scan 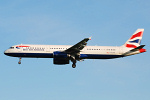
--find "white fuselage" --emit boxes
[4,44,138,59]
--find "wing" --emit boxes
[64,37,91,54]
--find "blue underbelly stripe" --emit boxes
[5,53,53,58]
[5,53,124,59]
[80,54,123,59]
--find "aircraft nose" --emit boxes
[4,50,9,55]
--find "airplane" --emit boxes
[4,29,146,68]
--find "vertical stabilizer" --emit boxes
[123,29,144,48]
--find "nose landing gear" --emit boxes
[18,58,21,64]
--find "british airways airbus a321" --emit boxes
[4,29,146,68]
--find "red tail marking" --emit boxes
[126,44,137,48]
[139,48,146,53]
[130,31,142,40]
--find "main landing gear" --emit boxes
[72,63,76,68]
[72,60,76,68]
[18,58,21,64]
[70,55,77,68]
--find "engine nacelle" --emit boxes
[53,51,70,65]
[53,51,68,58]
[53,58,69,65]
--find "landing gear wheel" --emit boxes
[72,64,76,68]
[18,58,21,64]
[18,61,21,64]
[71,58,77,68]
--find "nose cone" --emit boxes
[4,49,9,55]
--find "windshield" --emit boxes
[9,47,14,49]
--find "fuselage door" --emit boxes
[16,46,22,52]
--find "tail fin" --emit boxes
[123,29,144,48]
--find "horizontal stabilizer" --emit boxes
[123,45,145,55]
[130,45,145,52]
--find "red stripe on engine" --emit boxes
[130,31,142,40]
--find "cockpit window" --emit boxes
[9,47,14,49]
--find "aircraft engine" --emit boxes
[53,58,69,65]
[53,51,70,64]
